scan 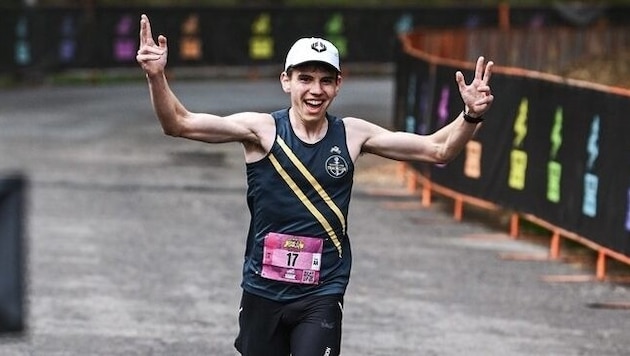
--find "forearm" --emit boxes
[146,72,188,136]
[433,112,480,162]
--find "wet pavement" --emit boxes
[1,74,629,355]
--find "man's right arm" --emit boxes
[136,14,269,147]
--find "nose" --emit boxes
[309,81,324,95]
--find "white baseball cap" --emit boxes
[284,37,341,72]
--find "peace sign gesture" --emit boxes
[136,14,168,77]
[456,56,494,118]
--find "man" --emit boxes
[136,13,493,356]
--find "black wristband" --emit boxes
[463,111,484,124]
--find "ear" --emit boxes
[334,75,342,95]
[280,72,291,93]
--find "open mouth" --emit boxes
[305,99,324,109]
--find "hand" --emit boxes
[136,14,168,77]
[456,56,494,118]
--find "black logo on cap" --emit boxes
[311,41,327,53]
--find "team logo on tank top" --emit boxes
[325,146,348,178]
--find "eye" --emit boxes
[297,75,312,83]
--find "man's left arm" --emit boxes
[355,56,494,164]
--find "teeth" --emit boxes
[306,100,322,106]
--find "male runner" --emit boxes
[136,13,493,356]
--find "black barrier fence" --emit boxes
[3,5,630,75]
[0,173,27,334]
[0,6,495,73]
[395,37,630,257]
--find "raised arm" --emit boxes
[136,14,271,150]
[348,56,494,164]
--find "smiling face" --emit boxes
[280,62,342,124]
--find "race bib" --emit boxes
[261,232,323,285]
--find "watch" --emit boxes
[463,111,484,124]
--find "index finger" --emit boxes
[139,14,154,46]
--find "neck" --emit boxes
[289,108,328,144]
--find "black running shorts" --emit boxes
[234,290,344,356]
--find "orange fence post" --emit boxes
[549,230,561,259]
[509,213,519,238]
[421,180,431,207]
[596,251,607,281]
[498,2,510,31]
[454,196,463,221]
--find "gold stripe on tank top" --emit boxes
[276,136,347,235]
[268,152,343,258]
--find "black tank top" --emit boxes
[241,108,354,301]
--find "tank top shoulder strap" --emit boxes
[270,109,290,139]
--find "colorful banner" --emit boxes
[399,52,630,256]
[4,6,630,73]
[0,6,501,72]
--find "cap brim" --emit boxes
[286,60,340,73]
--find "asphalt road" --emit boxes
[1,73,630,355]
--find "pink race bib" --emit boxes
[261,232,323,285]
